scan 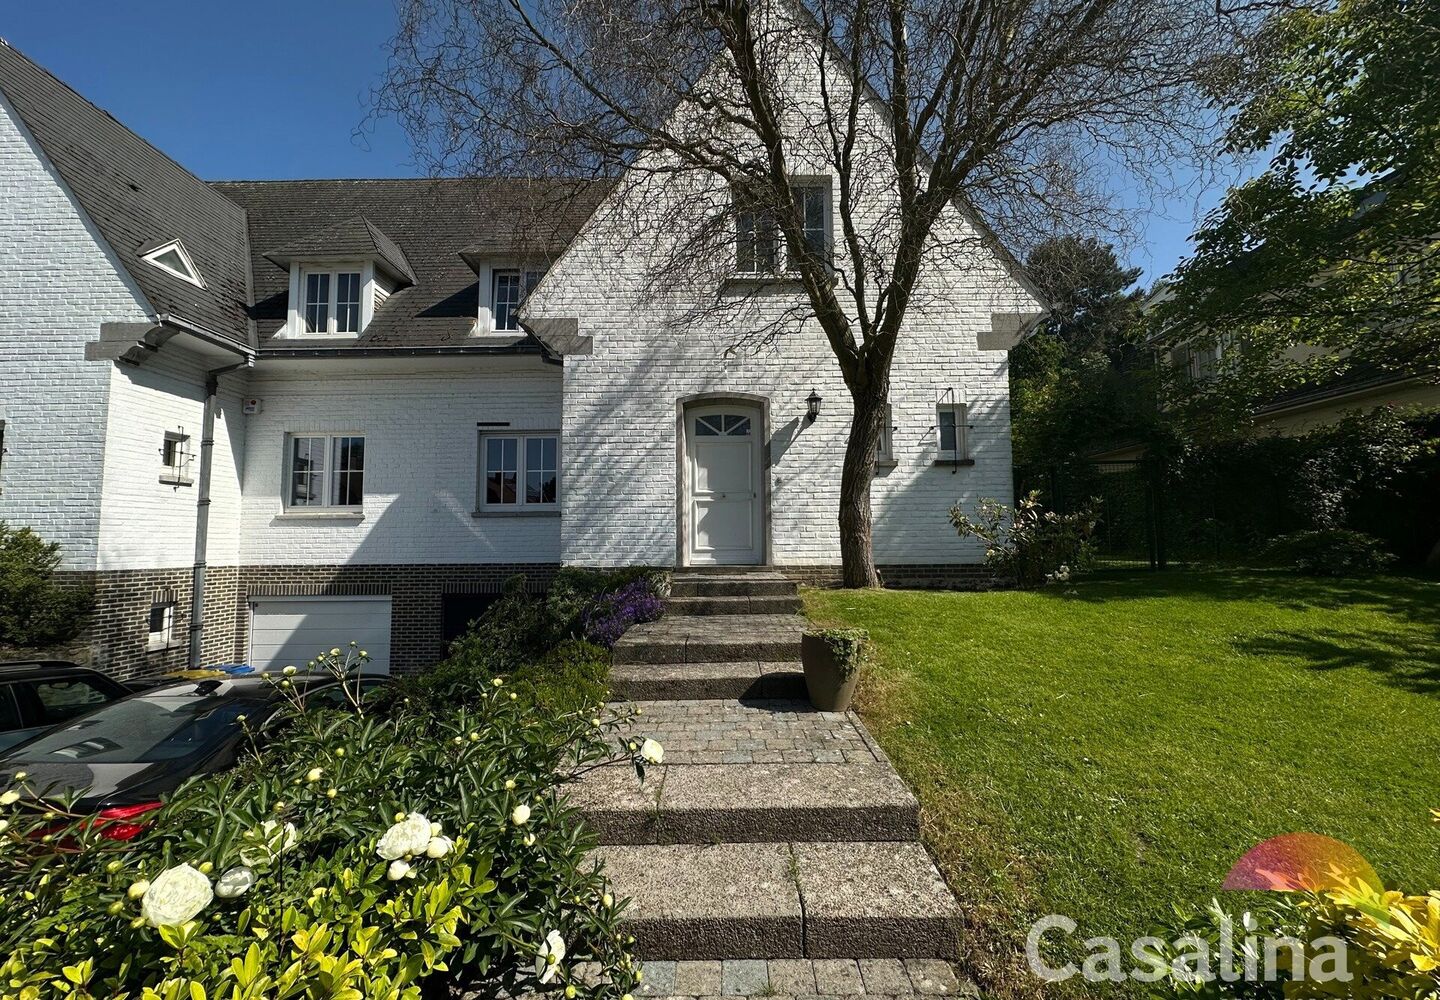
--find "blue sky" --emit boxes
[3,1,1237,284]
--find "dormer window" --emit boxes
[140,239,204,287]
[491,268,545,331]
[302,268,363,335]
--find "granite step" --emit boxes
[670,574,799,599]
[668,595,803,616]
[569,763,919,844]
[616,698,885,766]
[609,661,805,701]
[593,841,961,959]
[614,614,805,665]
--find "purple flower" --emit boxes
[582,581,663,647]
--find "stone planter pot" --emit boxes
[801,632,863,712]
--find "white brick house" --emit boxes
[0,39,1039,680]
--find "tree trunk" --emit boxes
[839,383,889,588]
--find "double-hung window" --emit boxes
[287,434,365,509]
[790,185,829,268]
[479,432,559,511]
[302,269,363,335]
[491,269,545,331]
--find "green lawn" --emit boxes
[804,570,1440,998]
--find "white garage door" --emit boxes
[249,596,392,675]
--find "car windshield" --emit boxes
[8,687,271,764]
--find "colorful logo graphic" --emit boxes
[1223,833,1381,893]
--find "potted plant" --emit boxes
[801,627,868,711]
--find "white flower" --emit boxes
[305,768,323,783]
[425,836,453,859]
[140,864,213,927]
[387,859,413,881]
[0,790,19,806]
[535,930,566,984]
[239,820,299,867]
[377,812,433,861]
[511,803,531,826]
[282,665,297,676]
[640,738,665,765]
[523,833,536,847]
[492,677,504,687]
[215,866,256,898]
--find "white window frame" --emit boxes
[487,267,546,332]
[298,267,365,336]
[476,430,561,513]
[284,433,366,510]
[140,239,205,287]
[160,429,194,486]
[734,180,831,275]
[937,400,971,464]
[147,601,176,651]
[875,404,896,465]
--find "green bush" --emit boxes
[949,492,1099,588]
[1262,529,1397,576]
[0,648,657,999]
[0,521,92,649]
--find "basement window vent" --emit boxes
[140,239,204,288]
[147,601,176,652]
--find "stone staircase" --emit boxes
[569,569,964,973]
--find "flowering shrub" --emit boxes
[949,491,1099,588]
[581,581,664,648]
[0,648,659,999]
[547,567,670,641]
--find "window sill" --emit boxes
[874,459,898,469]
[274,509,366,521]
[146,641,182,654]
[472,508,561,518]
[933,458,976,467]
[159,474,195,487]
[721,271,837,291]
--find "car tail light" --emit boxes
[94,802,162,841]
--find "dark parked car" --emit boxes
[0,661,130,754]
[0,673,385,829]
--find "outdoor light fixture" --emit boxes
[806,389,823,423]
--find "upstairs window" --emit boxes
[160,429,193,486]
[302,269,363,335]
[735,182,830,274]
[287,434,365,509]
[937,400,972,463]
[140,239,204,287]
[492,269,545,331]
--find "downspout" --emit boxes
[190,361,250,668]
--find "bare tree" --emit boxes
[375,0,1249,586]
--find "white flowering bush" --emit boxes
[0,648,660,999]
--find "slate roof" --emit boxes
[263,216,418,285]
[213,178,607,348]
[0,39,253,350]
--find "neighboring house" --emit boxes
[0,39,1040,680]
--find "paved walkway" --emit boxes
[567,570,973,995]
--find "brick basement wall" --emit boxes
[229,564,561,674]
[781,564,1003,590]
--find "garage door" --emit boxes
[248,596,392,674]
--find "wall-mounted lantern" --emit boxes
[806,388,823,423]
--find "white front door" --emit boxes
[686,404,763,565]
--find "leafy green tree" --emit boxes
[1154,0,1440,409]
[1010,236,1156,483]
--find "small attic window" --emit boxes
[141,239,204,287]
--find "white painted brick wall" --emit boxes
[95,354,246,570]
[528,35,1038,568]
[0,91,152,570]
[238,361,562,565]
